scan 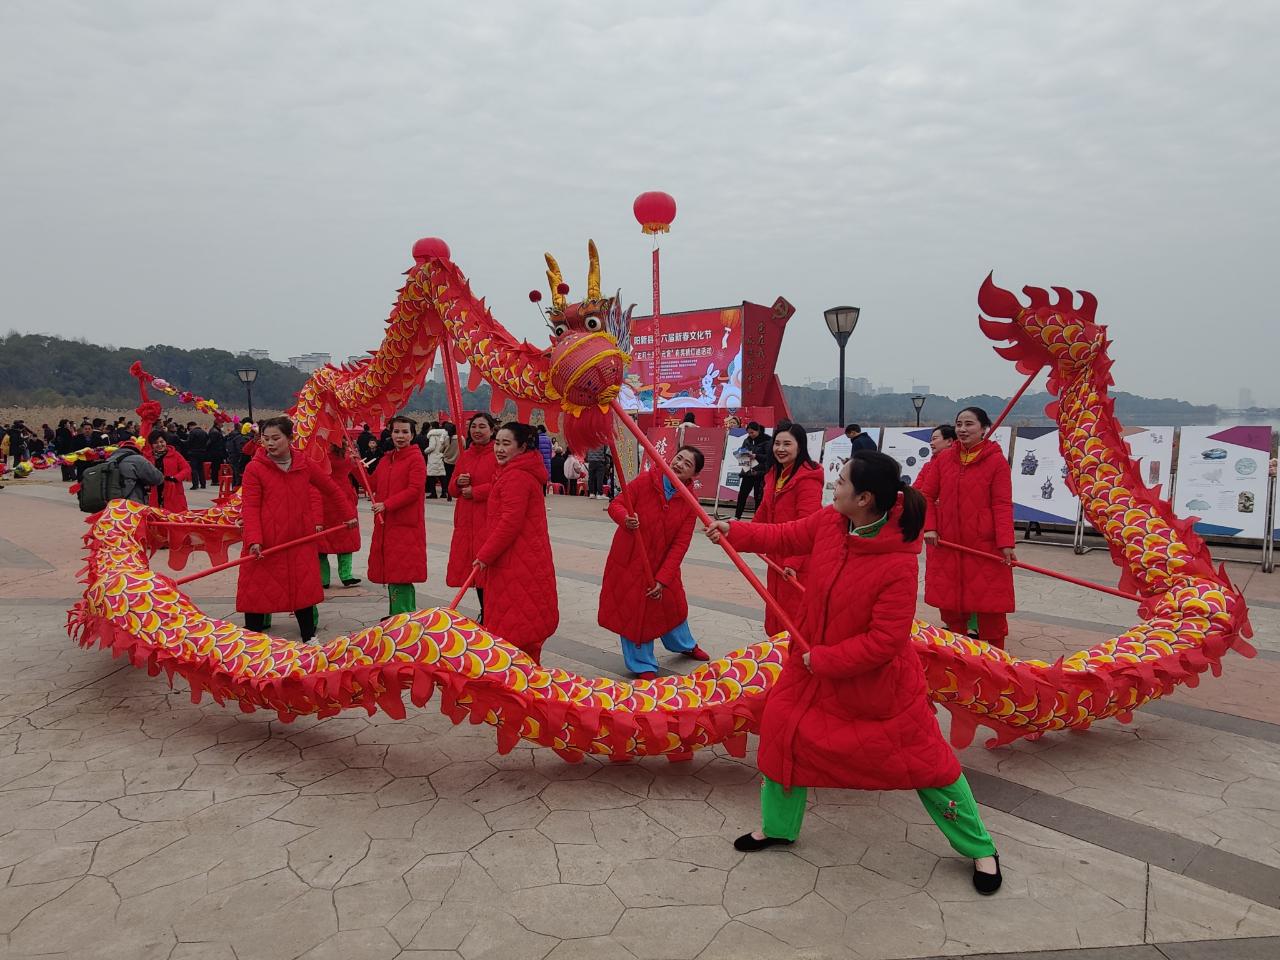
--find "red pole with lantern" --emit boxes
[633,192,676,428]
[411,237,465,425]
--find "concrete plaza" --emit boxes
[0,475,1278,960]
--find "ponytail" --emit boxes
[895,477,926,542]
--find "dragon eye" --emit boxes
[552,323,569,337]
[584,316,603,332]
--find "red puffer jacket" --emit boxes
[446,441,498,587]
[752,461,823,636]
[236,450,353,614]
[368,445,427,585]
[597,468,697,642]
[147,448,191,513]
[727,502,962,791]
[317,453,361,555]
[915,440,1015,613]
[476,450,558,661]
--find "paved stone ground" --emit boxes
[1,474,1278,960]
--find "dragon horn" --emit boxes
[587,239,601,300]
[545,252,567,310]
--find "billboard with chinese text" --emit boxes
[621,307,744,410]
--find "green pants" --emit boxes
[319,553,354,588]
[387,584,417,617]
[760,773,996,858]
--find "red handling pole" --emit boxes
[988,369,1040,435]
[937,539,1142,603]
[611,400,809,651]
[173,523,351,586]
[607,437,658,591]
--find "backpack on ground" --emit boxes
[78,449,135,513]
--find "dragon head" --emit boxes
[542,240,633,419]
[978,274,1109,392]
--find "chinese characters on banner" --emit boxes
[621,307,744,410]
[636,425,727,501]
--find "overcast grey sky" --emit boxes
[2,1,1276,406]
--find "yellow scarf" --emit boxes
[774,464,795,493]
[959,440,986,465]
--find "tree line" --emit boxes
[1,332,1219,426]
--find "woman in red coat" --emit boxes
[915,406,1016,649]
[317,444,362,589]
[236,417,357,643]
[752,423,823,637]
[369,416,427,617]
[598,445,711,680]
[146,430,191,512]
[707,451,1001,893]
[447,413,499,618]
[473,422,558,663]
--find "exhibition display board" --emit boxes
[1011,427,1079,525]
[1172,426,1274,539]
[879,428,938,485]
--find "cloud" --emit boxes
[1,0,1275,406]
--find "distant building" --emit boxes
[911,384,930,395]
[245,349,271,361]
[287,352,332,373]
[872,386,894,396]
[1238,387,1255,409]
[823,376,872,394]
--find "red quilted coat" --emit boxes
[915,440,1015,613]
[236,450,353,614]
[597,468,697,642]
[147,448,191,513]
[752,462,823,636]
[317,453,361,554]
[727,502,962,791]
[476,451,558,661]
[446,441,498,587]
[368,446,427,585]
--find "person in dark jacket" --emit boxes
[186,422,208,490]
[845,424,877,452]
[536,425,553,494]
[111,440,165,505]
[206,424,226,486]
[733,422,773,519]
[55,419,76,481]
[586,446,612,500]
[706,451,1002,894]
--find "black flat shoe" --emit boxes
[734,833,794,852]
[972,854,1001,895]
[341,578,362,587]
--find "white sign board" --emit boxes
[1011,428,1079,525]
[819,428,882,505]
[1173,426,1273,539]
[1121,426,1175,498]
[879,428,938,485]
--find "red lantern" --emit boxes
[633,192,677,235]
[411,237,451,264]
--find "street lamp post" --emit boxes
[236,367,258,423]
[911,394,927,428]
[823,306,860,428]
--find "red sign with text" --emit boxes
[622,307,744,410]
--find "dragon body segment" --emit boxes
[67,248,1254,760]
